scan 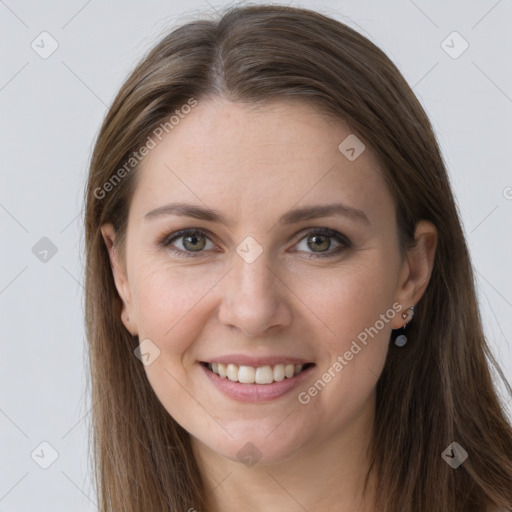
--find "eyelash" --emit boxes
[158,227,352,259]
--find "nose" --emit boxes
[218,249,292,338]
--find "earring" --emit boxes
[394,306,415,347]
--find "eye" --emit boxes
[294,227,351,258]
[159,227,351,259]
[161,229,216,258]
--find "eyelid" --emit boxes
[159,226,351,258]
[159,228,218,254]
[292,227,351,258]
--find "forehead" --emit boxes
[130,97,393,227]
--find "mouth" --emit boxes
[200,361,315,385]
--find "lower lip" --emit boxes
[199,363,315,403]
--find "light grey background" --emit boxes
[1,0,511,510]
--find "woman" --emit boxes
[83,5,512,511]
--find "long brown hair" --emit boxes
[83,5,512,511]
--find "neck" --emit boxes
[191,395,377,512]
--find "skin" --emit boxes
[101,97,437,512]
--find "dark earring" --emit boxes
[394,306,415,347]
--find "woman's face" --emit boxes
[103,97,423,465]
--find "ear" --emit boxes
[392,220,438,329]
[100,223,137,336]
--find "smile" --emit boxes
[202,362,314,384]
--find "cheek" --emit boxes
[130,263,222,426]
[303,253,398,343]
[132,261,224,356]
[132,243,398,360]
[293,253,397,405]
[128,245,399,446]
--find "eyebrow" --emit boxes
[144,201,370,226]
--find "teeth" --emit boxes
[238,366,256,383]
[255,365,274,384]
[217,363,227,378]
[226,363,238,381]
[273,364,285,382]
[206,362,306,384]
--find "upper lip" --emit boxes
[200,355,314,367]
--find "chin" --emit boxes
[197,424,309,467]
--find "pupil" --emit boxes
[184,234,204,251]
[309,234,329,252]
